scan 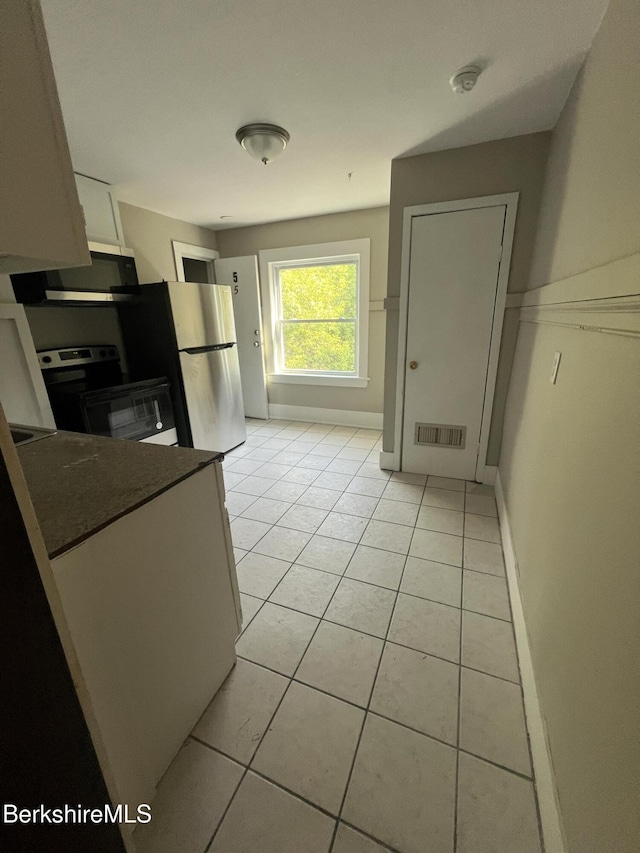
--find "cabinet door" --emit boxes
[0,304,55,427]
[75,174,125,247]
[0,0,89,274]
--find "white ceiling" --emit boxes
[41,0,608,230]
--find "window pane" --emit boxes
[282,321,356,372]
[279,264,357,320]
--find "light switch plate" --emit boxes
[550,351,562,384]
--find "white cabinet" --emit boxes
[0,0,89,274]
[75,174,126,247]
[52,463,240,814]
[0,304,55,427]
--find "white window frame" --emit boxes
[259,239,370,388]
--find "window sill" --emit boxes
[267,373,370,388]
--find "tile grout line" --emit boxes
[326,491,417,853]
[453,513,466,853]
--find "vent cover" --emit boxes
[414,423,467,449]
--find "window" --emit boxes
[259,239,370,387]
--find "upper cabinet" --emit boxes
[0,0,90,275]
[75,174,125,248]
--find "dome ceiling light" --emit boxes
[236,123,290,165]
[449,65,481,94]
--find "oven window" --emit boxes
[82,385,174,441]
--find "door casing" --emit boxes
[391,193,518,483]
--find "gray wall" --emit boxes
[499,0,640,850]
[216,207,388,415]
[382,132,551,463]
[118,202,219,283]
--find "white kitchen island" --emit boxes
[18,431,240,848]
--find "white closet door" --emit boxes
[402,205,505,479]
[214,256,269,420]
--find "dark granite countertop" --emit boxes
[18,431,223,558]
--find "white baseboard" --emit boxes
[268,404,383,430]
[495,471,567,853]
[378,450,399,471]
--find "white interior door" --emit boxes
[401,205,506,479]
[214,256,269,420]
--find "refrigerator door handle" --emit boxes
[182,343,234,355]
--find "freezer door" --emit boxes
[179,346,247,452]
[168,281,237,349]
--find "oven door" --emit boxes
[80,380,175,442]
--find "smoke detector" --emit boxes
[450,65,481,94]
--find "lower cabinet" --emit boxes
[52,462,240,844]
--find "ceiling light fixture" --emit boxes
[449,65,481,94]
[236,123,290,165]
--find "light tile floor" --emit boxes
[135,419,543,853]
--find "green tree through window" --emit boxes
[276,262,358,372]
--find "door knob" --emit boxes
[409,361,418,370]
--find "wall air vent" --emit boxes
[414,423,466,449]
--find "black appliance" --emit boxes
[39,345,176,444]
[11,247,139,304]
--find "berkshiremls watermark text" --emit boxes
[3,803,152,825]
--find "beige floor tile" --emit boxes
[252,682,364,814]
[372,498,419,527]
[133,741,242,853]
[463,538,505,575]
[278,503,328,533]
[317,511,369,543]
[426,475,466,491]
[296,535,357,574]
[421,487,465,511]
[209,771,334,853]
[254,462,293,480]
[465,482,495,495]
[298,454,331,471]
[192,659,288,764]
[346,476,386,498]
[236,552,291,599]
[240,496,290,524]
[389,593,461,662]
[226,457,265,475]
[464,492,498,517]
[343,714,456,853]
[462,611,519,682]
[357,462,392,481]
[281,466,321,485]
[462,571,511,620]
[325,577,396,638]
[400,556,462,607]
[381,481,424,504]
[252,526,312,562]
[337,446,369,462]
[333,823,390,852]
[416,505,464,536]
[410,528,463,567]
[360,519,413,554]
[232,475,277,497]
[371,643,459,744]
[296,621,383,707]
[310,443,341,458]
[262,480,308,503]
[314,471,354,491]
[230,516,272,550]
[457,753,542,853]
[239,593,263,630]
[297,486,341,510]
[327,458,363,475]
[459,668,531,776]
[345,545,406,590]
[225,491,258,515]
[269,564,340,617]
[233,546,248,564]
[333,492,380,518]
[464,512,501,543]
[236,602,318,676]
[390,471,428,486]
